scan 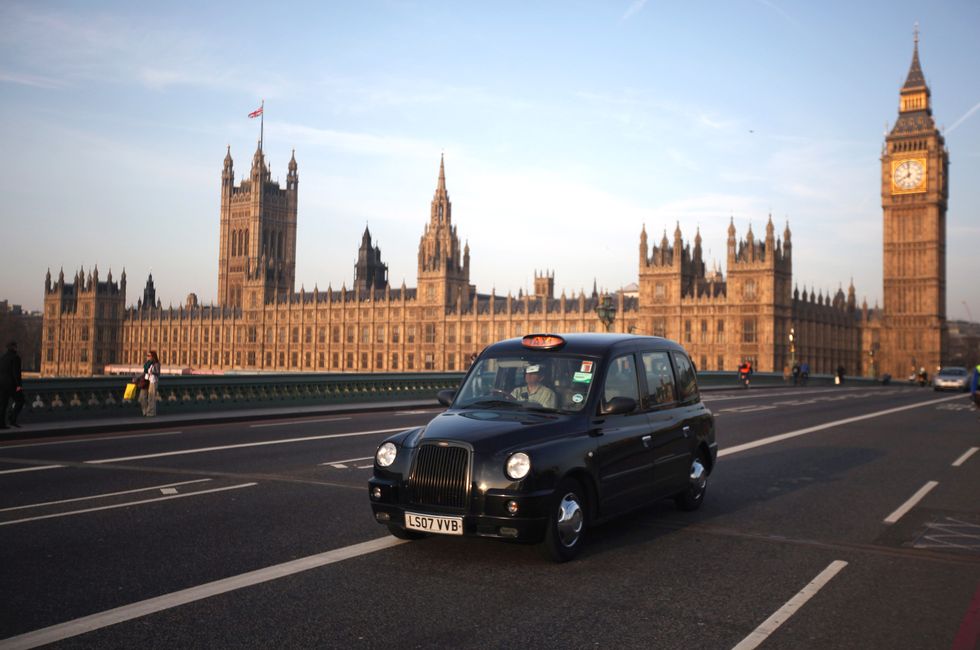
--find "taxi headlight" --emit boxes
[506,452,531,480]
[376,442,397,467]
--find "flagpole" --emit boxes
[260,99,264,153]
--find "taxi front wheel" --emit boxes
[675,453,709,511]
[541,478,588,562]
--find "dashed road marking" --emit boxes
[953,447,979,467]
[0,479,212,513]
[732,560,848,650]
[0,483,257,527]
[883,481,939,524]
[319,456,373,469]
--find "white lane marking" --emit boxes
[160,488,178,495]
[0,483,257,527]
[0,536,406,649]
[0,465,65,475]
[355,464,374,469]
[719,394,965,458]
[884,481,939,524]
[0,431,183,450]
[704,387,873,403]
[0,479,212,512]
[319,456,373,467]
[83,427,408,465]
[717,405,778,414]
[395,410,438,415]
[250,417,351,428]
[732,560,848,650]
[952,447,979,467]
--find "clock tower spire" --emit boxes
[879,28,948,378]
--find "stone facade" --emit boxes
[39,39,945,379]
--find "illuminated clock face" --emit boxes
[893,159,925,190]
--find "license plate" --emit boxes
[404,512,464,535]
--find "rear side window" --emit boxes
[671,351,699,402]
[602,354,640,404]
[641,351,676,407]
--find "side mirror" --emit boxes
[600,396,637,416]
[437,389,456,407]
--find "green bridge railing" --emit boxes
[14,371,883,424]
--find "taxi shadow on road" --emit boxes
[388,444,885,564]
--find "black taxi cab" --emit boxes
[368,333,717,561]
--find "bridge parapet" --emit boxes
[15,371,881,424]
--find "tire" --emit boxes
[540,478,588,563]
[675,453,709,512]
[387,524,428,540]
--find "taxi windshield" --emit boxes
[454,353,599,413]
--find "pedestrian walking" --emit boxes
[800,361,810,386]
[139,350,161,417]
[792,361,801,385]
[970,363,980,411]
[0,341,24,428]
[835,364,846,386]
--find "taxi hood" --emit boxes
[413,408,577,453]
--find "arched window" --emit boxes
[231,230,238,256]
[244,229,249,256]
[277,232,284,258]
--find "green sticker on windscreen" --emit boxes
[573,372,592,383]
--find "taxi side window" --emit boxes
[671,351,699,402]
[603,354,640,404]
[641,351,676,407]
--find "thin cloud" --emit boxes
[622,0,649,20]
[754,0,800,27]
[0,71,66,89]
[947,100,980,134]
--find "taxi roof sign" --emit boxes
[521,334,566,350]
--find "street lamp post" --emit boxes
[789,326,796,369]
[595,295,616,333]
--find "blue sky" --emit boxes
[1,0,978,319]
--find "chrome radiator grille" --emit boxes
[408,444,470,509]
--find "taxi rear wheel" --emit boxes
[387,524,428,540]
[541,478,587,563]
[675,453,708,511]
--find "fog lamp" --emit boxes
[506,500,519,515]
[375,512,390,522]
[499,527,519,538]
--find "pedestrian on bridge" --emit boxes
[970,363,979,411]
[0,341,23,428]
[140,350,161,417]
[800,361,810,386]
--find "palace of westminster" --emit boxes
[40,38,948,380]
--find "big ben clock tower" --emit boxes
[880,29,948,379]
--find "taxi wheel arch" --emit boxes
[541,476,589,563]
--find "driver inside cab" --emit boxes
[510,364,557,409]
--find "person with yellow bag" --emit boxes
[139,350,161,416]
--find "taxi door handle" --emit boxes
[682,426,691,438]
[642,435,652,447]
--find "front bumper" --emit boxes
[934,380,967,391]
[369,476,551,542]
